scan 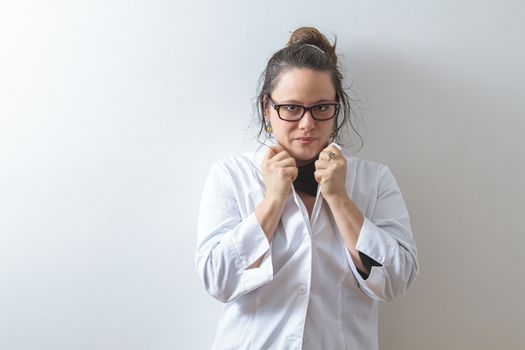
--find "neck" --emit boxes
[293,153,320,196]
[295,142,330,166]
[296,157,318,167]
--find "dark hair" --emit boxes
[254,26,362,149]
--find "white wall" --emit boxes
[1,1,524,349]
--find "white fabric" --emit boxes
[195,142,419,350]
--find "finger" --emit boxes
[314,169,324,183]
[320,147,342,161]
[315,159,330,170]
[269,145,285,155]
[263,145,284,163]
[278,166,298,182]
[319,152,332,161]
[289,166,298,182]
[271,150,294,162]
[324,144,342,153]
[275,157,297,168]
[264,146,278,161]
[318,148,331,161]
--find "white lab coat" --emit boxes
[195,142,419,350]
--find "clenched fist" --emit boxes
[314,145,347,201]
[261,145,298,201]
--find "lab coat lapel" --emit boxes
[252,141,307,242]
[251,140,344,240]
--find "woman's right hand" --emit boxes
[261,145,298,201]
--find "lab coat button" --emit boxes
[298,285,307,295]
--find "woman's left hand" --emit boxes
[314,146,347,201]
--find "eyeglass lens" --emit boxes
[278,104,336,120]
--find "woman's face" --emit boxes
[265,68,336,166]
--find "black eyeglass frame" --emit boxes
[267,95,340,122]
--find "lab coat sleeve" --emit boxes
[345,165,420,302]
[195,161,274,303]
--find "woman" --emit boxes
[196,27,419,349]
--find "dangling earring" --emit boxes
[266,122,274,138]
[264,115,273,137]
[330,131,335,141]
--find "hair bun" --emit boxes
[286,26,337,63]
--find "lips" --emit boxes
[296,137,316,141]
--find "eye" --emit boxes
[314,104,329,112]
[284,105,300,112]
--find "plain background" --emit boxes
[1,1,524,349]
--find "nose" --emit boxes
[298,109,315,130]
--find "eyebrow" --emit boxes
[277,98,336,104]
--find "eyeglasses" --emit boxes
[268,95,340,122]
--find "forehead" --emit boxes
[272,68,336,103]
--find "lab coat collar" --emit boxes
[252,139,342,173]
[252,139,342,226]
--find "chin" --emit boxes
[279,138,327,161]
[290,145,323,164]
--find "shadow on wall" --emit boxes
[347,48,525,349]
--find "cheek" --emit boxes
[272,120,294,136]
[318,122,333,137]
[326,121,336,134]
